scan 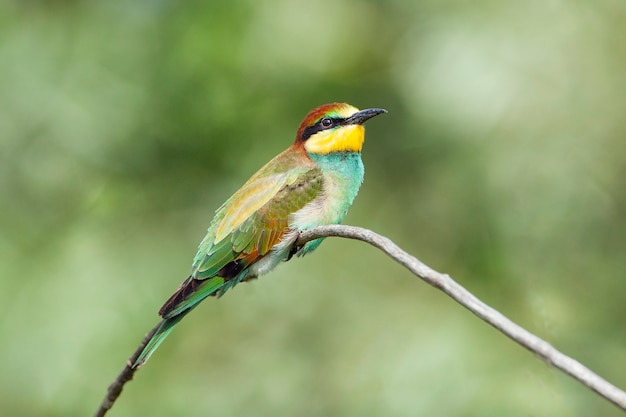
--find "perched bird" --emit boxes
[133,102,387,368]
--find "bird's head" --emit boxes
[294,103,387,155]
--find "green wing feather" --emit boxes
[133,161,324,368]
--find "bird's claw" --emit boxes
[287,243,303,261]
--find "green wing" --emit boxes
[158,167,323,319]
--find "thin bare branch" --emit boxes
[94,321,162,417]
[295,225,626,411]
[95,225,626,416]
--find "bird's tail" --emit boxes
[132,276,229,368]
[132,312,190,368]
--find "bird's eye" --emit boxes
[321,117,334,128]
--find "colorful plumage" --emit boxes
[133,102,387,368]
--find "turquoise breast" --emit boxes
[293,152,365,254]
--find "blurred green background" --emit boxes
[2,0,625,416]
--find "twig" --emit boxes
[296,225,626,411]
[94,225,626,416]
[94,321,162,417]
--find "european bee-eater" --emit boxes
[133,102,387,367]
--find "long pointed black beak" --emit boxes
[346,108,388,125]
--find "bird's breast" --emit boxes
[290,152,365,231]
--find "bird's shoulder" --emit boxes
[213,147,320,241]
[191,147,323,278]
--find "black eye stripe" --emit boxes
[301,117,344,140]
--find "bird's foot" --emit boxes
[287,243,303,261]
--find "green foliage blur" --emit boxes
[2,1,625,416]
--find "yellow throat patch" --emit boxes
[304,124,365,154]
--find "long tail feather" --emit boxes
[132,313,189,368]
[132,276,230,368]
[160,276,226,318]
